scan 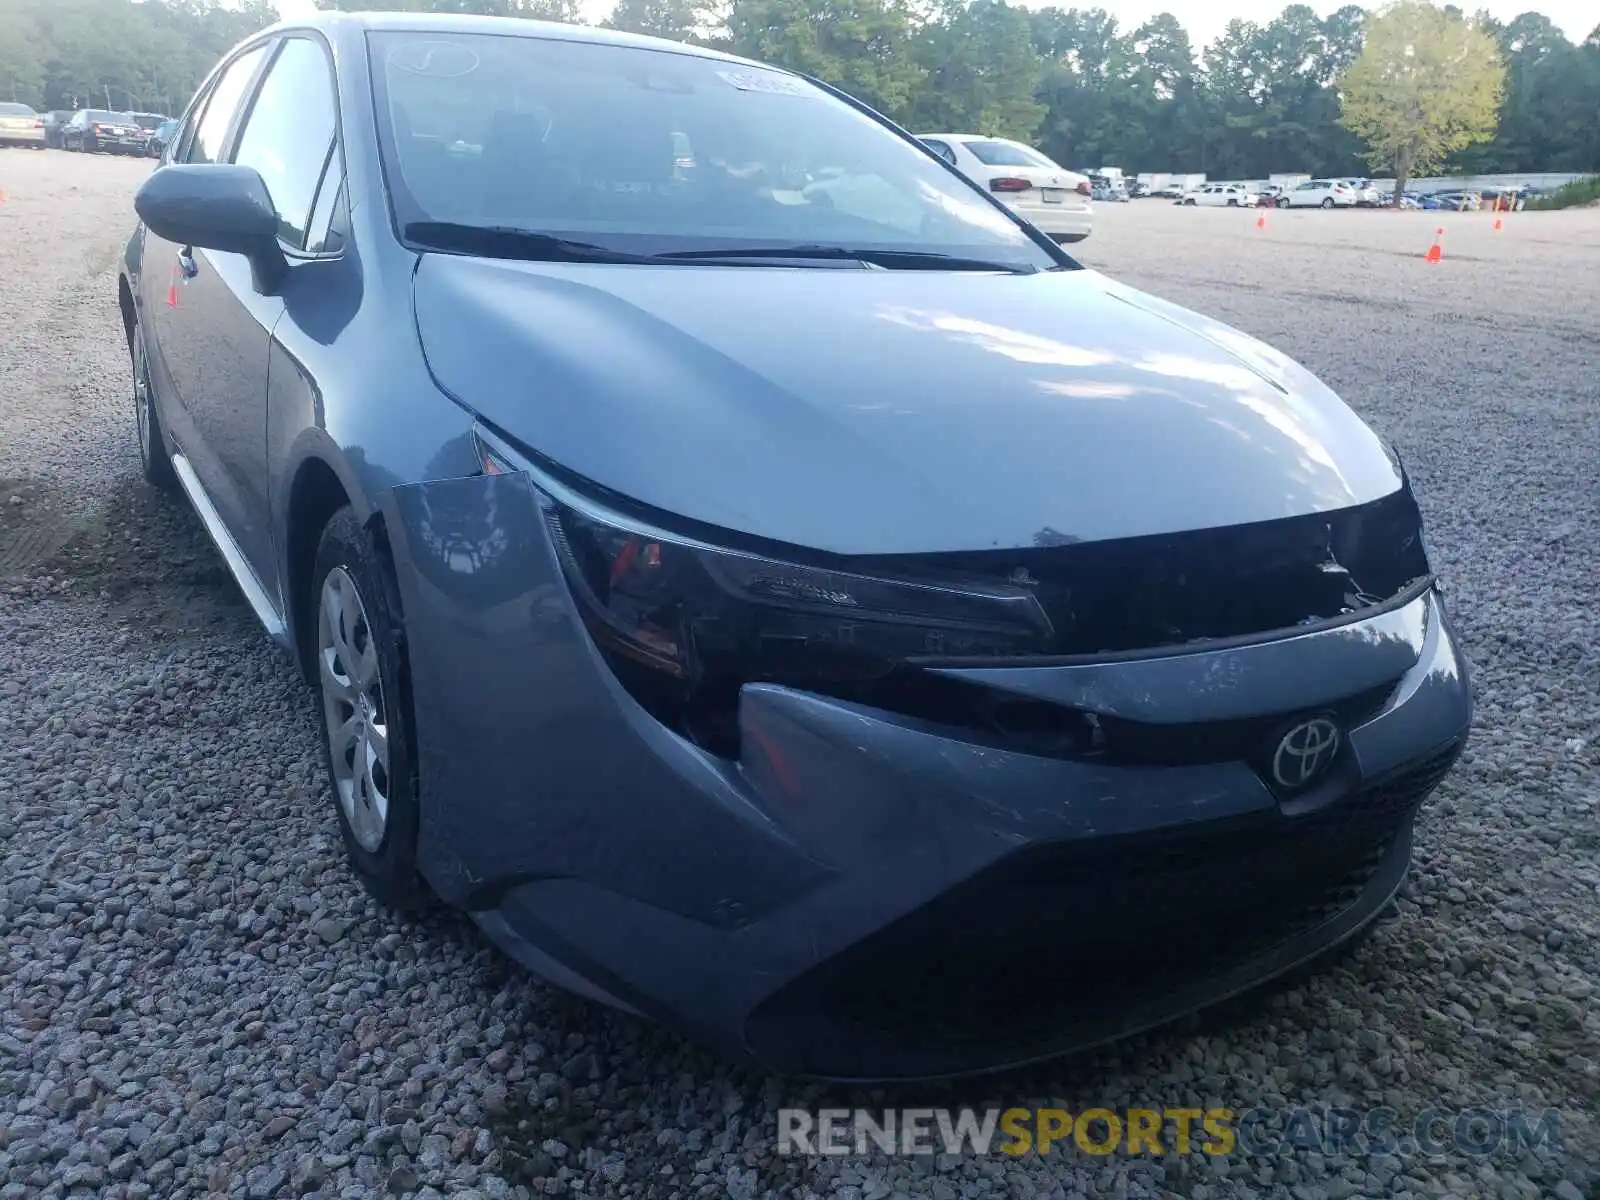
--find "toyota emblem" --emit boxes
[1271,717,1341,789]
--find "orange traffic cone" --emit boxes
[166,266,180,307]
[0,188,8,204]
[1492,215,1503,232]
[1255,212,1268,231]
[1424,227,1444,262]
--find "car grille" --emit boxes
[817,670,1399,772]
[746,742,1460,1071]
[901,483,1431,660]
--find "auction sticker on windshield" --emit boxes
[716,69,814,96]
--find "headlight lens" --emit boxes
[478,429,1051,746]
[546,499,1053,683]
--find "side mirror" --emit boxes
[134,164,287,294]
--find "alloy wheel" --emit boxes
[132,329,152,467]
[318,566,391,852]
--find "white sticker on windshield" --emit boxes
[716,69,813,97]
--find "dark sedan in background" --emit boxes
[144,118,179,159]
[65,108,147,154]
[121,11,1471,1079]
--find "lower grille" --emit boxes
[748,743,1461,1071]
[1345,743,1462,816]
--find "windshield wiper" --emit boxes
[404,225,1041,274]
[403,222,656,264]
[653,245,1039,274]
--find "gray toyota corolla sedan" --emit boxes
[120,12,1471,1079]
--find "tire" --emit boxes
[1227,199,1238,207]
[1053,233,1088,244]
[131,319,178,492]
[1321,197,1334,209]
[311,506,426,909]
[1277,197,1290,209]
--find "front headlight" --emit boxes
[546,500,1052,677]
[477,429,1052,747]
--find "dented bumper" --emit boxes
[385,470,1471,1080]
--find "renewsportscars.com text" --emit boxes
[777,1106,1563,1159]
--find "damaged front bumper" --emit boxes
[384,470,1472,1080]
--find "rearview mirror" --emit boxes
[134,164,287,294]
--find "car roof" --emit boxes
[270,10,763,70]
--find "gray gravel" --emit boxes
[2,149,1597,1200]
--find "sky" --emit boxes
[271,1,1597,47]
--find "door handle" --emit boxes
[177,247,199,278]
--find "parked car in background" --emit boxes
[1423,191,1481,212]
[41,111,72,148]
[1282,179,1357,208]
[1480,186,1532,212]
[65,109,148,154]
[42,110,74,148]
[1181,182,1259,207]
[918,133,1093,242]
[0,102,47,149]
[121,10,1469,1080]
[1341,180,1382,207]
[1089,175,1128,202]
[130,112,172,141]
[146,118,180,158]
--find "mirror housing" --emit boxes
[135,164,287,294]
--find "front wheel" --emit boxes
[1227,199,1238,207]
[312,507,426,909]
[1321,197,1335,209]
[131,321,178,492]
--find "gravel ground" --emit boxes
[1,148,1596,1200]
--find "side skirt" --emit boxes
[169,451,291,650]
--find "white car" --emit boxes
[1180,183,1260,208]
[917,134,1092,243]
[1282,179,1359,208]
[1340,180,1382,207]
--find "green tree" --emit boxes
[1029,7,1139,170]
[1462,11,1600,173]
[1339,0,1504,201]
[907,0,1043,141]
[725,0,926,121]
[604,0,715,43]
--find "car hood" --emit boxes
[414,256,1401,555]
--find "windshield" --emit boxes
[131,113,166,130]
[962,139,1058,170]
[87,110,124,122]
[369,32,1058,270]
[0,103,36,117]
